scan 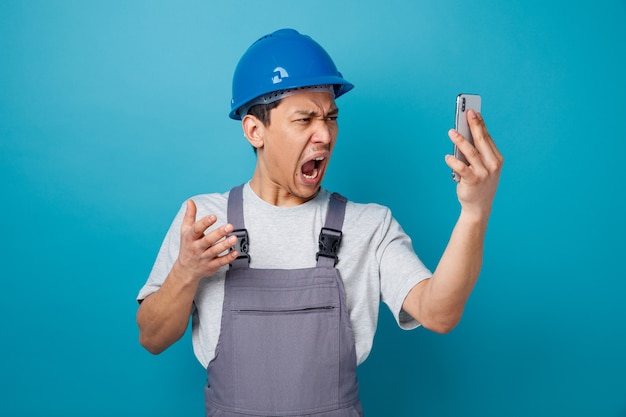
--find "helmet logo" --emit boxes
[272,67,289,84]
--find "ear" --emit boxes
[242,115,264,150]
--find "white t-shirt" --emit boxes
[138,183,432,368]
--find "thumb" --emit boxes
[182,199,197,229]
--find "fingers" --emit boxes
[180,199,237,253]
[200,223,237,257]
[446,151,469,178]
[448,128,478,173]
[194,223,239,275]
[467,110,503,167]
[206,247,240,270]
[182,199,222,239]
[177,202,239,280]
[448,110,503,181]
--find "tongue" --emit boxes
[301,160,316,176]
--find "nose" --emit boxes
[311,120,334,145]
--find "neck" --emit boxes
[248,174,319,207]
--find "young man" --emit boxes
[137,28,503,417]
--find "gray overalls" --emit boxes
[204,185,363,417]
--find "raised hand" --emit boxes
[174,199,239,282]
[446,109,503,221]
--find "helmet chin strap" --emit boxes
[238,85,335,119]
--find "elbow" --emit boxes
[425,319,458,334]
[420,312,463,334]
[139,334,168,355]
[405,278,467,335]
[138,323,184,354]
[137,304,175,355]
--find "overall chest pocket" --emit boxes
[230,294,342,413]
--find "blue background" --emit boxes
[2,1,625,416]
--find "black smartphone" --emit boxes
[452,93,481,182]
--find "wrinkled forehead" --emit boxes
[277,90,338,112]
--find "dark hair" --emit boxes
[246,99,282,126]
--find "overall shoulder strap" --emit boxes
[227,184,250,269]
[316,192,347,268]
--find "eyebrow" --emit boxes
[293,107,339,117]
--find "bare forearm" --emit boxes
[407,211,488,332]
[136,262,200,354]
[431,211,486,303]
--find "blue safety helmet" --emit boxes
[229,28,354,120]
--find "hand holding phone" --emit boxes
[452,93,481,182]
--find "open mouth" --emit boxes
[301,156,325,180]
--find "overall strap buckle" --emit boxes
[316,227,342,267]
[230,228,250,266]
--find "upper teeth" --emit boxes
[315,157,324,161]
